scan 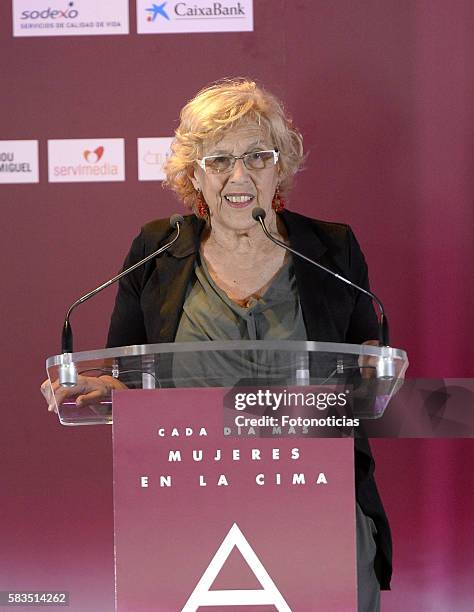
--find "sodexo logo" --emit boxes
[19,2,79,21]
[48,139,125,183]
[12,0,129,37]
[137,0,253,34]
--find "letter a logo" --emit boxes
[182,523,291,611]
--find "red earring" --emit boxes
[196,190,210,219]
[272,186,285,212]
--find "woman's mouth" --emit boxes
[224,194,255,208]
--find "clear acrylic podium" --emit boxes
[46,340,410,609]
[45,341,408,425]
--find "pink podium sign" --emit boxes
[112,389,357,611]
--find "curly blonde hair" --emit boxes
[163,78,304,210]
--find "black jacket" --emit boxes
[107,209,393,588]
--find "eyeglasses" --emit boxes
[196,149,279,174]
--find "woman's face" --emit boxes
[191,124,279,232]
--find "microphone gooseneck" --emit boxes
[60,215,184,358]
[252,207,390,347]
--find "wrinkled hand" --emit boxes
[40,375,127,413]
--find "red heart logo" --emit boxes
[83,146,104,163]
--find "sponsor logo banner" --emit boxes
[137,137,173,181]
[136,0,253,34]
[0,140,39,184]
[48,138,125,183]
[12,0,129,37]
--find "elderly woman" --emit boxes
[43,78,390,611]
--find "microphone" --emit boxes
[252,207,391,352]
[169,214,184,229]
[59,215,184,386]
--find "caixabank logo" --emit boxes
[136,0,253,34]
[12,0,129,37]
[48,139,125,183]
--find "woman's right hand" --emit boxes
[40,375,128,413]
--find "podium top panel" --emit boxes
[45,341,408,426]
[46,340,407,367]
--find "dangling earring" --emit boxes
[272,186,285,212]
[195,190,210,219]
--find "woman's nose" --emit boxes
[228,158,250,181]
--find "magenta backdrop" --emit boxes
[1,2,472,611]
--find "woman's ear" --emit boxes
[189,165,201,192]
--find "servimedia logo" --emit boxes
[48,139,125,183]
[137,0,253,34]
[83,146,104,163]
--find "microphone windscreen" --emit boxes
[170,214,185,229]
[252,207,266,221]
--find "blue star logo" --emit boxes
[146,2,170,22]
